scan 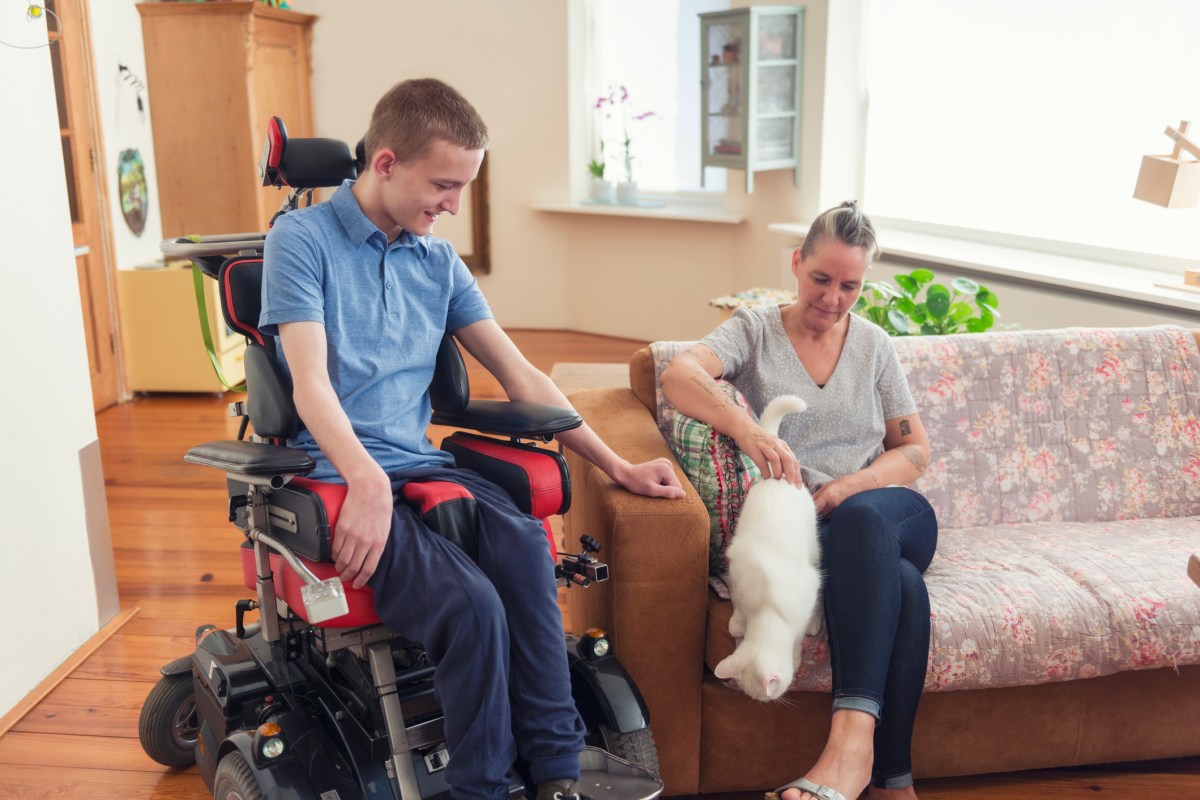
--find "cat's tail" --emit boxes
[758,395,807,436]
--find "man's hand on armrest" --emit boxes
[611,457,687,498]
[453,320,686,500]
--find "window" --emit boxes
[863,0,1200,270]
[585,0,729,193]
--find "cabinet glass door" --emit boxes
[753,14,799,162]
[705,18,747,160]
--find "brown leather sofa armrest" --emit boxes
[562,386,711,794]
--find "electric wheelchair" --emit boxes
[138,118,662,800]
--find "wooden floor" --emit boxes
[1,329,1197,799]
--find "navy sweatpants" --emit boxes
[366,466,585,800]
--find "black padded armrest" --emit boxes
[431,400,583,439]
[185,440,315,477]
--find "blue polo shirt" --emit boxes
[259,179,493,480]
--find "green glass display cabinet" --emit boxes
[700,5,804,193]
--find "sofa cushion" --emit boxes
[650,327,1200,530]
[896,326,1200,528]
[669,383,762,577]
[707,515,1200,692]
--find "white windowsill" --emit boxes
[767,223,1200,315]
[534,200,745,225]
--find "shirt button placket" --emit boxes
[381,248,396,316]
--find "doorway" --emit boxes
[48,0,122,411]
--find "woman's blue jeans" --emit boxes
[819,487,938,790]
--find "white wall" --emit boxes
[289,0,574,330]
[283,0,816,340]
[0,35,105,717]
[88,0,164,269]
[167,0,1199,344]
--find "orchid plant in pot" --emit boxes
[591,85,656,205]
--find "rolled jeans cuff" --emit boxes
[831,694,881,720]
[528,752,581,787]
[873,771,914,790]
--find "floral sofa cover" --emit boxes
[652,325,1200,694]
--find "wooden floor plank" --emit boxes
[0,731,180,772]
[0,762,202,798]
[10,677,155,737]
[2,329,1197,799]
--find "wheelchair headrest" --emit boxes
[259,116,357,190]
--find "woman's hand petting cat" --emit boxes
[733,421,802,485]
[811,471,875,517]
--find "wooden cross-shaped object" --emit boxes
[1134,120,1200,208]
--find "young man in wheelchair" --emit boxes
[259,78,684,800]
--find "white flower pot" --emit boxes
[590,178,616,204]
[617,181,639,206]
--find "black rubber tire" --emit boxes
[598,724,660,777]
[138,671,199,767]
[213,751,266,800]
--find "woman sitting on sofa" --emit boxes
[660,201,938,800]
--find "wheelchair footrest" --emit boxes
[576,747,663,800]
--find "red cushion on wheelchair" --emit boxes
[239,543,381,628]
[291,476,348,534]
[442,433,568,519]
[400,480,473,513]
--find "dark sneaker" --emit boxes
[537,779,580,800]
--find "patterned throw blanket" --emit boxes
[652,326,1200,692]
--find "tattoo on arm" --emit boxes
[898,443,928,473]
[688,374,737,410]
[899,418,912,436]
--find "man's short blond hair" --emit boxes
[363,78,489,164]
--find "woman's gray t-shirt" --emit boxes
[701,306,916,489]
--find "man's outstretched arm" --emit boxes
[453,319,685,499]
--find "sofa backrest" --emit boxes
[637,326,1200,529]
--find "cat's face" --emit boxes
[714,648,793,702]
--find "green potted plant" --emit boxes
[587,137,615,204]
[853,268,1000,335]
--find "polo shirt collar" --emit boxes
[331,179,430,256]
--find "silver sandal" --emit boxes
[766,777,848,800]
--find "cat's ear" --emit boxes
[763,674,781,697]
[714,654,739,680]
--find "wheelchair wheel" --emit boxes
[213,751,265,800]
[138,671,199,767]
[595,724,660,776]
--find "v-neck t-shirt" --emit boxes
[700,305,916,489]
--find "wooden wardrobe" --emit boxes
[138,1,318,237]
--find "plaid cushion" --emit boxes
[669,381,762,575]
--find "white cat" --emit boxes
[714,395,822,702]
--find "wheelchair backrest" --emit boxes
[218,256,474,440]
[190,116,474,441]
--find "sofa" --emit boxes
[561,325,1200,796]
